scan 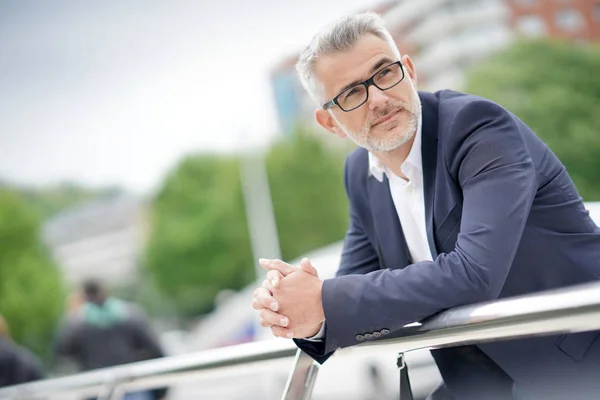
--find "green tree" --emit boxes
[144,155,255,317]
[266,130,348,261]
[0,189,66,361]
[465,39,600,200]
[144,131,350,317]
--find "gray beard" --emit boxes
[333,86,421,153]
[337,104,420,153]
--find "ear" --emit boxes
[316,109,346,138]
[401,54,417,87]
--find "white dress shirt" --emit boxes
[368,114,433,264]
[307,115,432,340]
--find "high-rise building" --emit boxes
[270,0,600,137]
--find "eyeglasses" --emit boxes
[322,61,405,112]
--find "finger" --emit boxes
[271,325,294,339]
[262,279,272,291]
[266,270,284,288]
[253,287,278,311]
[258,259,295,276]
[300,258,319,277]
[259,308,288,327]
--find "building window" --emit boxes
[516,15,547,37]
[556,9,584,31]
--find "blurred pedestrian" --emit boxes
[0,315,45,388]
[55,279,167,400]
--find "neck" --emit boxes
[372,134,415,180]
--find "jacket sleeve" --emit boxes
[294,155,381,363]
[320,100,538,354]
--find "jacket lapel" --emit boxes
[367,174,411,269]
[419,92,440,259]
[365,92,441,268]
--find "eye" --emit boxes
[344,87,360,98]
[378,67,392,78]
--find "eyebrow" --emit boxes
[335,56,395,95]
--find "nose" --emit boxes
[367,84,390,111]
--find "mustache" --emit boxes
[367,101,409,126]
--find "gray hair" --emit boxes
[296,12,400,105]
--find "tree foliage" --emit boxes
[465,39,600,200]
[266,130,348,261]
[144,131,350,317]
[0,189,66,361]
[144,155,255,317]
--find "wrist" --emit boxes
[305,321,324,338]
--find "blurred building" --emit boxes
[270,0,600,137]
[42,194,149,287]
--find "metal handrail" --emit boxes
[2,281,600,400]
[0,339,298,400]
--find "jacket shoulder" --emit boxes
[434,89,510,119]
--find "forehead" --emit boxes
[314,33,397,99]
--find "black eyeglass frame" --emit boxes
[322,61,405,112]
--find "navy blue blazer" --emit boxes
[296,90,600,399]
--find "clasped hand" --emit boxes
[252,258,325,339]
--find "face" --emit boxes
[314,34,421,153]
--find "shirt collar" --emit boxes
[369,112,423,182]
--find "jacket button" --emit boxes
[381,329,390,335]
[355,334,365,341]
[372,331,382,338]
[364,333,373,340]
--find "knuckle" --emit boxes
[271,326,283,337]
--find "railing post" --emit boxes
[281,349,320,400]
[96,378,119,400]
[97,373,128,400]
[397,353,413,400]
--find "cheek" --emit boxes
[343,110,368,132]
[389,83,414,103]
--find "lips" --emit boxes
[372,109,401,126]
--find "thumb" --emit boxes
[300,258,318,277]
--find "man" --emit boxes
[252,12,600,400]
[56,280,167,400]
[0,315,44,388]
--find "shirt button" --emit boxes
[372,332,382,338]
[381,329,390,335]
[355,334,365,341]
[364,333,373,340]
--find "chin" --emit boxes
[367,127,414,151]
[372,120,407,139]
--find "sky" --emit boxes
[0,0,383,193]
